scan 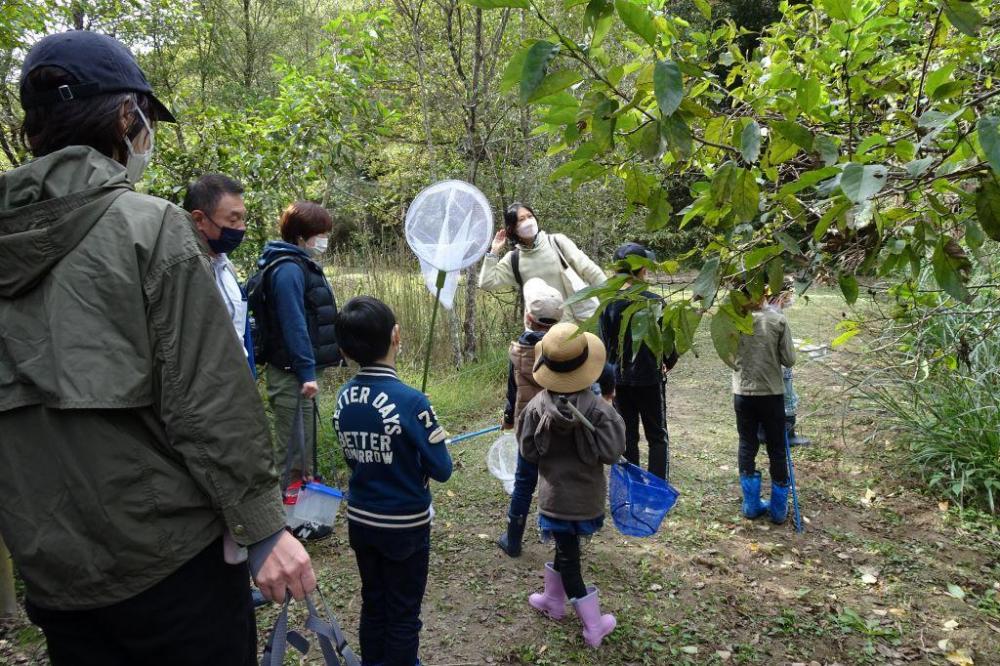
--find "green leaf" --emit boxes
[905,157,934,178]
[838,273,859,305]
[710,311,741,369]
[465,0,529,7]
[977,116,1000,174]
[815,199,851,242]
[615,0,659,47]
[965,218,986,252]
[591,97,619,150]
[775,231,801,255]
[796,77,821,114]
[693,0,711,19]
[691,256,721,309]
[672,306,703,355]
[778,166,841,196]
[740,121,761,164]
[946,584,966,600]
[587,0,615,47]
[520,41,559,104]
[932,237,972,303]
[840,163,889,203]
[654,60,683,117]
[772,120,814,150]
[528,70,584,102]
[815,134,840,166]
[767,258,785,295]
[500,43,532,93]
[732,169,760,222]
[661,114,692,160]
[549,159,588,182]
[976,178,1000,241]
[942,0,983,37]
[644,187,672,231]
[767,133,800,165]
[745,245,782,270]
[637,121,661,159]
[821,0,853,21]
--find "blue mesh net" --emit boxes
[609,462,679,537]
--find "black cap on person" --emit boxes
[19,30,176,122]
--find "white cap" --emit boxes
[523,278,564,325]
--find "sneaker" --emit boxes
[291,521,333,542]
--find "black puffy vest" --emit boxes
[267,256,341,371]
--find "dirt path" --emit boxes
[3,292,999,665]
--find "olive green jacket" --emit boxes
[732,308,797,396]
[0,147,285,610]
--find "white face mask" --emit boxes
[307,235,329,258]
[124,104,154,184]
[516,217,538,240]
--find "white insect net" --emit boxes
[404,179,494,309]
[486,432,518,495]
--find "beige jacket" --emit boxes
[479,231,605,322]
[732,309,797,395]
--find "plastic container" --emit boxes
[609,462,679,537]
[293,482,344,527]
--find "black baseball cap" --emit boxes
[613,242,656,263]
[19,30,176,123]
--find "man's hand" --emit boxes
[490,229,507,255]
[301,381,319,399]
[253,531,316,602]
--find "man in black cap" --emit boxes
[0,30,315,665]
[599,242,678,481]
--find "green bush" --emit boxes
[861,270,1000,514]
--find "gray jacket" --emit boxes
[732,309,796,395]
[518,389,625,521]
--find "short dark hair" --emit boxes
[20,66,153,159]
[503,202,536,246]
[183,174,245,215]
[335,296,397,366]
[598,363,616,397]
[279,201,333,243]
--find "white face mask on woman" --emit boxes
[516,217,538,241]
[125,103,154,183]
[307,235,329,258]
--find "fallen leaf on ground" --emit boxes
[946,649,974,665]
[947,584,966,600]
[944,619,960,631]
[681,646,698,654]
[716,650,731,660]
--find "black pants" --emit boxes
[734,394,789,484]
[26,538,255,666]
[616,382,669,480]
[552,533,587,600]
[349,520,430,666]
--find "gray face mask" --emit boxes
[124,104,154,183]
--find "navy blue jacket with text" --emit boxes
[333,364,453,529]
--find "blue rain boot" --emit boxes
[769,481,790,524]
[497,514,527,557]
[740,473,768,519]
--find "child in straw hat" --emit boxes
[517,323,626,648]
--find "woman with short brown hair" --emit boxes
[255,201,343,541]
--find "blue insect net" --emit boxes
[609,461,679,537]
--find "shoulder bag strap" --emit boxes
[549,234,570,270]
[510,247,523,286]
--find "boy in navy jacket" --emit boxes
[333,296,452,666]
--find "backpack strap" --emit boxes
[511,247,523,287]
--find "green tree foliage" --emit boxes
[484,0,998,363]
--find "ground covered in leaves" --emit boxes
[3,290,999,665]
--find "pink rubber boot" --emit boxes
[528,562,567,620]
[572,586,616,648]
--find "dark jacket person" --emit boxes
[0,30,315,666]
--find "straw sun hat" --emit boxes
[532,322,607,394]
